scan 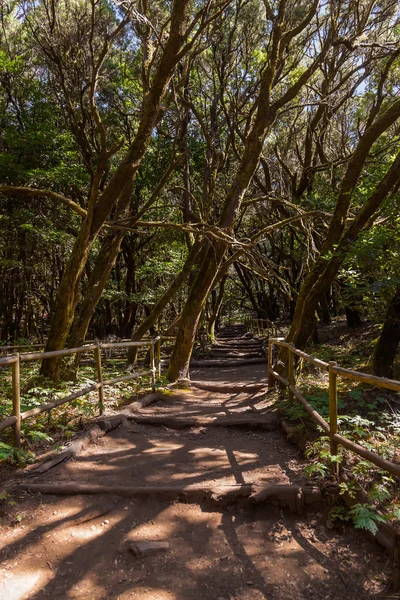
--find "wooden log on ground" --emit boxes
[214,342,262,348]
[127,414,278,431]
[190,357,266,368]
[190,381,265,394]
[120,392,160,414]
[249,484,322,511]
[208,352,264,359]
[29,415,124,475]
[20,482,320,511]
[22,482,257,500]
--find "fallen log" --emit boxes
[249,484,322,511]
[190,357,267,368]
[22,482,257,501]
[127,414,278,431]
[190,381,265,394]
[208,352,264,359]
[29,415,124,475]
[121,392,160,414]
[21,482,321,510]
[216,340,262,349]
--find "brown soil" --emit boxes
[0,326,391,599]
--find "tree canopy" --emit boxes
[0,0,399,379]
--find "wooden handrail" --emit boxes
[268,338,400,479]
[0,336,175,445]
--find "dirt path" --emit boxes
[0,326,389,599]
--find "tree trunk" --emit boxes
[68,182,138,350]
[345,306,362,328]
[319,293,331,324]
[166,6,336,380]
[40,0,191,380]
[167,244,225,380]
[40,221,94,380]
[208,275,227,343]
[373,286,400,378]
[286,148,400,352]
[127,240,202,364]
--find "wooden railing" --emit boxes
[0,338,136,356]
[246,318,278,337]
[268,338,400,478]
[0,336,172,448]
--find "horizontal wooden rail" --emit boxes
[0,355,18,366]
[269,369,289,387]
[0,415,18,432]
[100,341,152,349]
[268,338,400,479]
[21,384,101,420]
[102,370,152,387]
[289,385,330,433]
[333,433,400,478]
[290,347,329,370]
[332,365,400,393]
[0,336,172,446]
[20,345,98,362]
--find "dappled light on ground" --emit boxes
[0,328,391,599]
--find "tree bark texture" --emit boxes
[373,286,400,378]
[41,0,191,380]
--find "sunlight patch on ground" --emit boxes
[0,568,45,600]
[188,447,226,456]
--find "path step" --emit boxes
[190,357,266,367]
[208,352,263,359]
[127,413,278,430]
[22,483,322,510]
[190,381,266,393]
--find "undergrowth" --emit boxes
[277,319,400,536]
[0,353,153,467]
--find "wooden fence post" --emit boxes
[156,338,161,378]
[95,343,105,415]
[267,339,274,389]
[393,533,400,592]
[288,343,295,402]
[12,354,21,448]
[329,361,338,457]
[150,342,156,391]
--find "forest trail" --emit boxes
[0,326,389,600]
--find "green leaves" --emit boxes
[349,504,386,535]
[26,431,54,443]
[329,502,387,534]
[304,462,329,477]
[0,442,14,461]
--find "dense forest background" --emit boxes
[0,0,399,381]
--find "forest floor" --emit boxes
[0,325,392,600]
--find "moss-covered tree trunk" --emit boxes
[40,0,191,380]
[167,3,330,381]
[373,286,400,378]
[67,183,134,353]
[286,145,400,352]
[40,221,95,380]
